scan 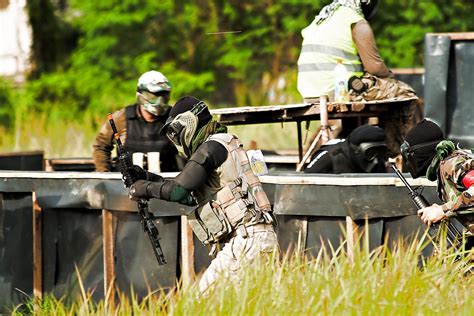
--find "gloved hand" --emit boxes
[178,195,197,206]
[129,180,151,200]
[146,172,164,182]
[127,165,147,181]
[121,165,147,187]
[129,180,164,201]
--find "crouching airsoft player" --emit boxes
[127,96,279,293]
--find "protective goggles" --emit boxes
[400,140,440,161]
[161,101,209,135]
[355,142,387,161]
[138,91,170,106]
[166,120,185,147]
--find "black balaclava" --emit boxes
[402,119,444,178]
[348,125,387,172]
[362,0,378,21]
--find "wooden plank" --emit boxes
[32,192,42,300]
[210,103,308,115]
[259,175,437,187]
[213,98,417,125]
[296,130,323,172]
[102,209,115,306]
[180,216,195,287]
[0,150,44,157]
[392,68,424,75]
[46,158,95,165]
[426,32,474,41]
[0,171,179,179]
[297,217,308,253]
[346,216,358,263]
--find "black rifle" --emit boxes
[391,164,464,251]
[108,113,167,265]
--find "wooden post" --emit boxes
[296,121,303,162]
[180,216,195,287]
[319,95,330,144]
[32,192,43,300]
[296,128,323,172]
[346,216,358,263]
[102,209,115,306]
[296,95,332,172]
[297,217,308,254]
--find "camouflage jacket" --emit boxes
[93,107,127,172]
[437,149,474,233]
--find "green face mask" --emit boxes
[138,91,169,116]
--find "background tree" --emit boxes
[1,0,473,156]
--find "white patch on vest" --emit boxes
[307,150,329,169]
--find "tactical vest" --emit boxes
[297,6,364,98]
[124,105,177,171]
[187,133,273,245]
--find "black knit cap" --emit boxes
[405,119,444,146]
[159,96,212,135]
[348,125,385,145]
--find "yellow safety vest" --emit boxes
[297,6,365,99]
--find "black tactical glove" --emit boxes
[121,164,147,186]
[129,180,164,201]
[145,172,164,182]
[129,165,147,180]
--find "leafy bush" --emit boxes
[0,78,14,128]
[3,0,474,156]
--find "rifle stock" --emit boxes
[107,113,167,265]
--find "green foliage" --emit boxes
[372,0,474,67]
[26,0,78,76]
[0,78,14,128]
[3,0,474,156]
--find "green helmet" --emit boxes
[136,71,172,116]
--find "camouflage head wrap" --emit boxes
[426,140,456,181]
[314,0,367,24]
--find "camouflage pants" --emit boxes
[350,73,422,157]
[350,73,417,102]
[198,223,279,294]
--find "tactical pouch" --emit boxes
[223,199,248,226]
[188,201,233,244]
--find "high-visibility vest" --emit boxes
[297,6,365,99]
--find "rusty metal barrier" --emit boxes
[0,171,439,309]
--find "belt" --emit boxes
[235,223,275,238]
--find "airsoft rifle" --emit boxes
[108,113,167,265]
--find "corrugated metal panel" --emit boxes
[0,193,33,308]
[424,33,474,147]
[0,172,442,309]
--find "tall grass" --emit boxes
[12,237,473,315]
[2,114,98,158]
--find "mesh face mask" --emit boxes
[350,141,387,172]
[166,111,198,158]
